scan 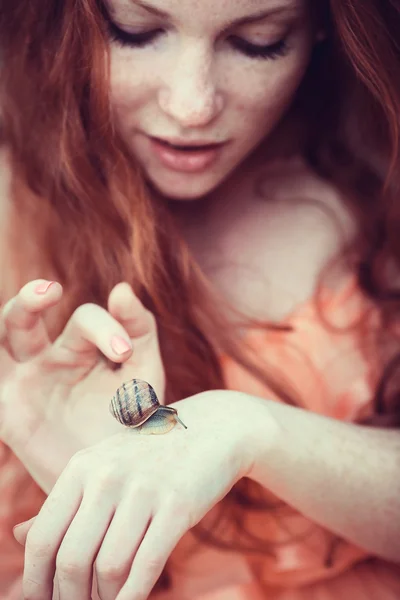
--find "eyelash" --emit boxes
[107,23,289,61]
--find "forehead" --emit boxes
[108,0,304,25]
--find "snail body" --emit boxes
[110,379,187,435]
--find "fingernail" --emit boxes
[35,281,55,294]
[110,335,132,355]
[12,522,24,532]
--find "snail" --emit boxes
[109,378,188,435]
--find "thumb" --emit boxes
[13,516,36,545]
[108,283,157,341]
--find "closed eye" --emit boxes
[107,21,164,47]
[230,36,288,60]
[107,22,289,61]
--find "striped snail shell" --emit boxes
[109,379,188,435]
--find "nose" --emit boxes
[158,44,224,128]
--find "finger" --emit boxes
[0,279,62,361]
[23,475,83,600]
[116,508,187,600]
[55,487,115,600]
[13,516,36,546]
[50,303,133,367]
[95,490,153,600]
[108,283,157,341]
[108,283,164,384]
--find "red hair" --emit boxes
[1,0,400,589]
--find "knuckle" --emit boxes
[163,493,192,529]
[71,303,97,323]
[67,449,86,467]
[66,448,92,473]
[56,556,85,578]
[93,470,119,492]
[3,284,38,323]
[164,492,187,516]
[143,555,164,574]
[65,457,118,492]
[95,559,129,581]
[127,482,154,499]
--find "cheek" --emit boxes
[109,52,148,116]
[232,53,313,134]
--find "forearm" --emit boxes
[237,391,400,563]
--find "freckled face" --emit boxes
[104,0,316,200]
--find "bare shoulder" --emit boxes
[243,157,358,319]
[252,155,355,240]
[191,156,358,322]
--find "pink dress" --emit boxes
[1,276,400,599]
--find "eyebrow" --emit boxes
[131,1,298,27]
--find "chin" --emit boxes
[145,171,226,202]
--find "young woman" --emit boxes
[0,0,399,598]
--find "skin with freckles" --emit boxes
[7,1,400,600]
[106,0,317,200]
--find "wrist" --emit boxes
[231,391,282,480]
[194,390,281,481]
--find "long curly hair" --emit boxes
[0,0,400,591]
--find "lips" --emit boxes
[148,136,225,173]
[151,137,224,151]
[162,142,217,151]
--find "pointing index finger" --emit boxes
[50,302,133,365]
[108,283,157,340]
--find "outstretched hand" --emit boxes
[13,391,255,600]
